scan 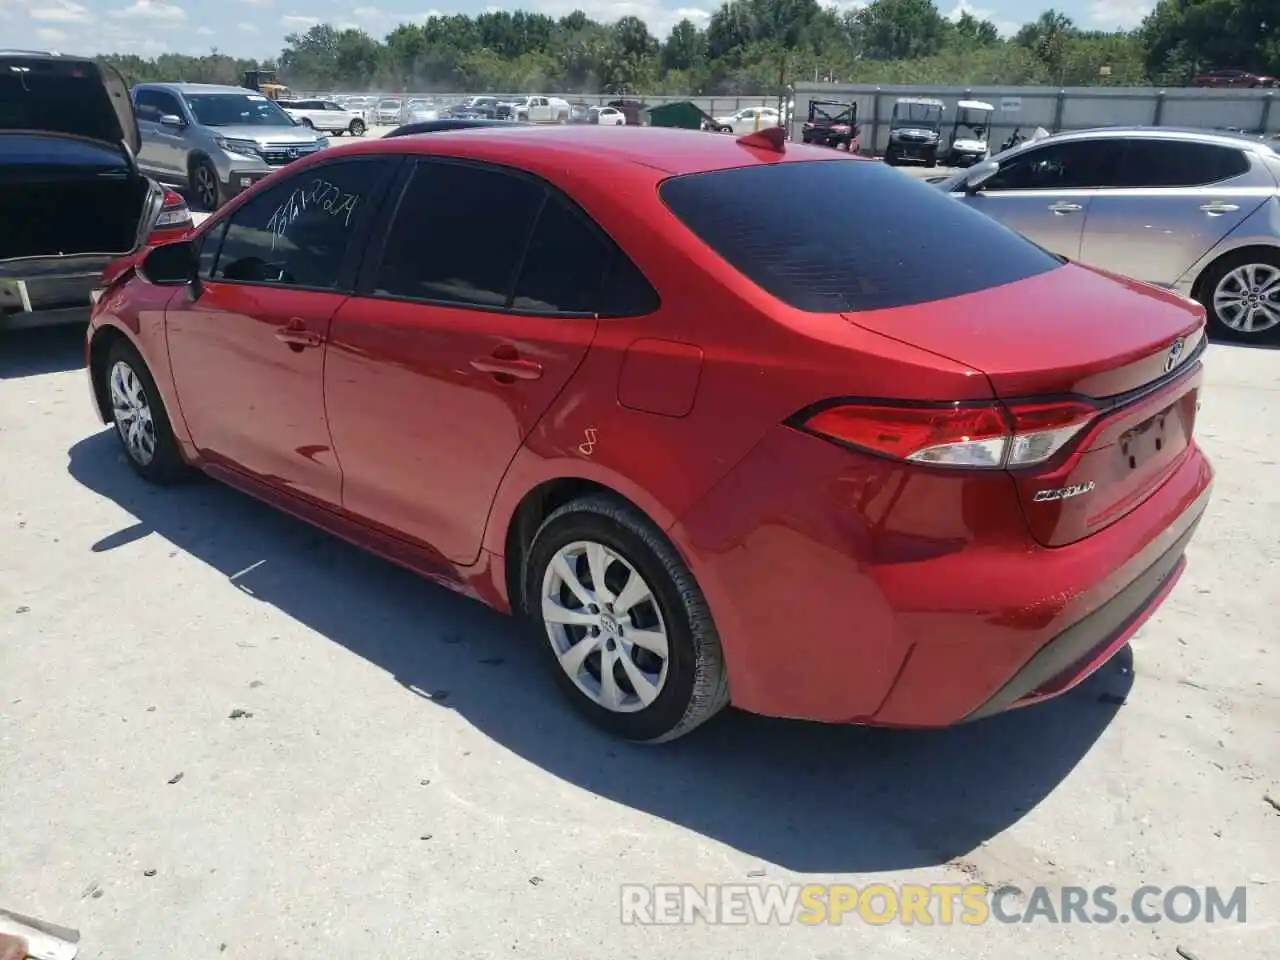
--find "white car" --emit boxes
[590,105,626,126]
[375,99,404,125]
[507,95,571,123]
[405,99,438,123]
[715,105,783,135]
[280,98,366,136]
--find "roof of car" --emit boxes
[340,124,850,176]
[136,82,260,94]
[1023,125,1278,153]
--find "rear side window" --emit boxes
[1115,140,1250,187]
[658,159,1062,314]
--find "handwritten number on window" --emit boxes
[265,178,361,251]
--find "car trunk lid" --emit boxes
[0,54,139,157]
[845,263,1207,547]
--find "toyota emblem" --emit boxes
[287,147,298,158]
[1163,337,1185,373]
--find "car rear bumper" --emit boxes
[2,253,122,327]
[669,424,1214,727]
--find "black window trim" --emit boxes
[355,155,661,320]
[201,154,406,296]
[1114,138,1252,189]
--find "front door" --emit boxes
[164,155,396,507]
[325,158,618,565]
[133,88,187,177]
[1079,137,1268,287]
[960,137,1124,260]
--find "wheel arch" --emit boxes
[1190,241,1280,301]
[501,476,666,618]
[87,323,137,423]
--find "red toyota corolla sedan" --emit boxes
[85,125,1213,742]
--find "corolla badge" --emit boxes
[1032,481,1096,503]
[1164,337,1186,374]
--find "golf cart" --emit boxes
[944,99,994,167]
[884,97,944,167]
[800,99,859,151]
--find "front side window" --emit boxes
[185,93,293,128]
[1114,140,1250,188]
[135,89,182,122]
[984,139,1123,190]
[209,159,383,289]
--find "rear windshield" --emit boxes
[658,159,1063,313]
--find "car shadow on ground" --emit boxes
[0,323,87,379]
[67,428,1133,875]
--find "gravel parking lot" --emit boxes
[1,322,1276,958]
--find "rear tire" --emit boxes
[1195,249,1280,344]
[521,496,730,743]
[349,118,366,136]
[102,339,193,485]
[300,117,314,129]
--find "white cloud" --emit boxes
[195,24,213,34]
[28,1,92,23]
[280,13,318,27]
[238,0,274,4]
[113,0,187,21]
[35,25,68,40]
[238,21,258,31]
[1089,0,1150,28]
[944,0,1019,37]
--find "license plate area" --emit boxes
[1119,406,1174,471]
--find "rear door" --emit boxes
[325,158,617,564]
[1079,138,1269,287]
[960,137,1124,259]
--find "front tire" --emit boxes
[1197,250,1280,343]
[103,340,192,485]
[189,156,222,211]
[522,496,729,742]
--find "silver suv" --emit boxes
[132,82,329,211]
[942,127,1280,343]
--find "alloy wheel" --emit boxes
[109,360,157,466]
[540,540,670,713]
[1213,263,1280,335]
[194,164,218,210]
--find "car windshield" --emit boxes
[380,100,400,109]
[659,159,1062,313]
[894,103,942,126]
[185,93,294,127]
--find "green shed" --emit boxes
[645,100,721,131]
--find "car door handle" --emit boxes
[1048,201,1083,214]
[1200,202,1239,214]
[275,319,324,349]
[470,352,543,381]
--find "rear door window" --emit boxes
[658,158,1062,314]
[1114,140,1250,187]
[984,139,1123,190]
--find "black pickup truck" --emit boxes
[1,50,190,329]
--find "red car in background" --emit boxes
[85,125,1213,742]
[1192,67,1278,88]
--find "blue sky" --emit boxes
[2,0,1151,60]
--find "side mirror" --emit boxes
[963,160,999,194]
[139,239,196,286]
[159,114,186,129]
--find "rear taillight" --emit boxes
[152,188,192,232]
[795,399,1097,469]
